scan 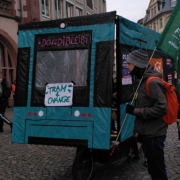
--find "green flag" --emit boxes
[156,0,180,70]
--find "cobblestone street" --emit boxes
[0,107,180,180]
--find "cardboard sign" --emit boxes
[44,83,73,106]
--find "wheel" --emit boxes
[72,150,94,180]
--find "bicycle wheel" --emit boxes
[72,150,94,180]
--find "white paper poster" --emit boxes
[44,83,73,106]
[122,53,132,85]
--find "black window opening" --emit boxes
[31,31,92,106]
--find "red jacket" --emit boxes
[11,83,16,96]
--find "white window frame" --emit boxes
[66,2,73,18]
[153,22,156,31]
[154,6,156,15]
[41,0,50,17]
[159,18,163,29]
[54,0,61,19]
[87,0,93,10]
[151,8,154,18]
[75,6,82,16]
[171,0,177,7]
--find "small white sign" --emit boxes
[122,77,132,85]
[44,83,73,106]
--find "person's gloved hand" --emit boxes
[126,104,135,115]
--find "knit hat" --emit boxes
[127,50,149,68]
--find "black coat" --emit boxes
[0,78,10,106]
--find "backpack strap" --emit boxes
[146,76,163,97]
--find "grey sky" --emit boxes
[106,0,150,23]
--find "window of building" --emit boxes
[0,0,12,16]
[99,0,101,12]
[66,2,73,18]
[154,6,156,15]
[76,7,82,16]
[157,1,162,11]
[171,0,177,6]
[153,22,156,31]
[159,18,163,28]
[0,43,14,86]
[151,8,154,18]
[41,0,50,17]
[0,44,5,67]
[87,0,93,10]
[102,0,106,12]
[94,0,97,7]
[54,0,61,19]
[166,16,170,24]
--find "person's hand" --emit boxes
[126,104,135,115]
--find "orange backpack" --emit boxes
[146,76,179,125]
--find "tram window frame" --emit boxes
[31,31,92,106]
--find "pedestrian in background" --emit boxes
[11,80,16,105]
[176,92,180,148]
[0,77,11,132]
[173,71,180,148]
[125,49,168,180]
[177,110,180,148]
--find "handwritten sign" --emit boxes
[44,83,73,106]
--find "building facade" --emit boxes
[140,0,178,33]
[0,0,106,90]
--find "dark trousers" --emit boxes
[13,95,15,105]
[0,101,7,129]
[143,136,168,180]
[137,135,147,158]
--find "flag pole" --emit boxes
[110,47,157,156]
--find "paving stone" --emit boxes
[0,108,180,179]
